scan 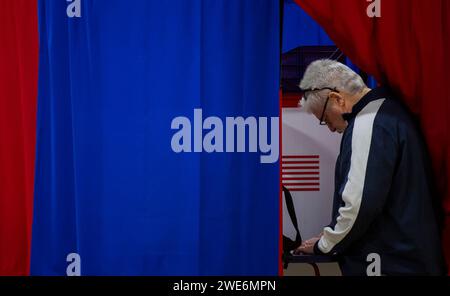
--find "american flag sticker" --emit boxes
[281,155,320,191]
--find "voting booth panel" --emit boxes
[282,108,341,242]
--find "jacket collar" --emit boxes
[343,86,390,122]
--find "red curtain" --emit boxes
[295,0,450,271]
[0,0,38,275]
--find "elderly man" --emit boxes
[294,59,445,275]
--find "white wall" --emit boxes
[282,108,341,241]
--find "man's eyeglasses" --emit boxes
[301,87,339,125]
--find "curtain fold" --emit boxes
[295,0,450,271]
[0,0,39,275]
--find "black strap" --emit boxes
[283,186,301,242]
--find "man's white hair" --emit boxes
[298,59,366,113]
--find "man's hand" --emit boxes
[293,235,321,255]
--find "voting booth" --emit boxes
[281,106,342,276]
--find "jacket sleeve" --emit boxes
[315,105,397,255]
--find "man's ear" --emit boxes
[330,92,345,107]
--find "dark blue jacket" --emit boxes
[314,87,446,275]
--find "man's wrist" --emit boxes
[313,239,325,255]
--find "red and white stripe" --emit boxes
[281,155,320,191]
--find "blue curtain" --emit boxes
[282,0,377,87]
[31,0,280,275]
[282,0,333,53]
